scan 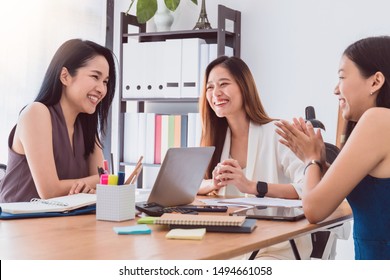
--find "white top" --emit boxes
[218,121,305,197]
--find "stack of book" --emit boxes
[140,213,257,233]
[124,112,201,165]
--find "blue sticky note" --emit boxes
[113,225,151,235]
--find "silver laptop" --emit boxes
[140,147,215,207]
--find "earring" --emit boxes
[370,92,374,96]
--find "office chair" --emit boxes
[305,106,344,259]
[0,163,6,182]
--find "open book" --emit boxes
[201,197,303,208]
[0,193,96,214]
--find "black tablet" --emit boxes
[230,206,305,221]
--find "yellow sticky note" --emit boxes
[165,228,206,240]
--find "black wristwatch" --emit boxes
[256,181,268,198]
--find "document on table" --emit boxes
[200,197,302,208]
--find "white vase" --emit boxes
[154,0,174,32]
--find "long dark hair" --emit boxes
[35,39,116,157]
[199,56,273,178]
[342,36,390,145]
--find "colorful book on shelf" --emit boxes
[174,115,181,147]
[160,114,169,162]
[155,213,246,227]
[0,193,96,214]
[180,114,188,148]
[168,218,257,233]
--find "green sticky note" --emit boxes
[137,216,158,224]
[113,225,151,235]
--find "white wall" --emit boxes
[111,0,390,260]
[0,0,106,163]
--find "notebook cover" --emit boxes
[0,205,96,220]
[168,218,257,233]
[156,213,245,226]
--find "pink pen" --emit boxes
[103,160,109,174]
[100,174,108,185]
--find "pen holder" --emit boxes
[96,184,135,222]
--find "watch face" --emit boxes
[257,181,268,197]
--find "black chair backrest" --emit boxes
[305,106,341,259]
[0,163,6,182]
[305,106,340,163]
[325,143,340,164]
[305,106,325,130]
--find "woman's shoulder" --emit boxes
[359,107,390,128]
[18,102,50,123]
[21,102,49,114]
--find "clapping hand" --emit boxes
[275,117,326,165]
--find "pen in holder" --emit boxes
[96,184,135,222]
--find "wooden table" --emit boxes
[0,201,352,260]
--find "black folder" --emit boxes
[168,218,257,233]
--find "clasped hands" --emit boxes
[198,159,254,195]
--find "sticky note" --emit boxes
[137,216,158,224]
[113,225,151,235]
[166,228,206,240]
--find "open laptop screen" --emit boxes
[146,146,215,207]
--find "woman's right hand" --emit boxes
[197,164,225,195]
[69,180,95,195]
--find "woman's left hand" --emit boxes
[69,180,96,195]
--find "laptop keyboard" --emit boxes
[136,202,198,217]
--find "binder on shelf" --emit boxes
[208,43,218,63]
[181,38,206,98]
[168,115,175,149]
[160,115,169,162]
[154,114,162,164]
[163,39,182,98]
[143,41,165,98]
[122,39,143,98]
[187,113,197,147]
[180,114,188,148]
[199,43,209,86]
[208,44,234,62]
[194,113,202,147]
[174,115,181,148]
[137,112,147,161]
[124,112,139,163]
[145,113,156,164]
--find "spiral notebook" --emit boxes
[0,193,96,214]
[155,213,246,227]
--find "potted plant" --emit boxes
[127,0,198,24]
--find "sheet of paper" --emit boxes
[199,197,302,208]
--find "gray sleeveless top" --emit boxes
[0,102,89,202]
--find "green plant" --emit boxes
[127,0,198,24]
